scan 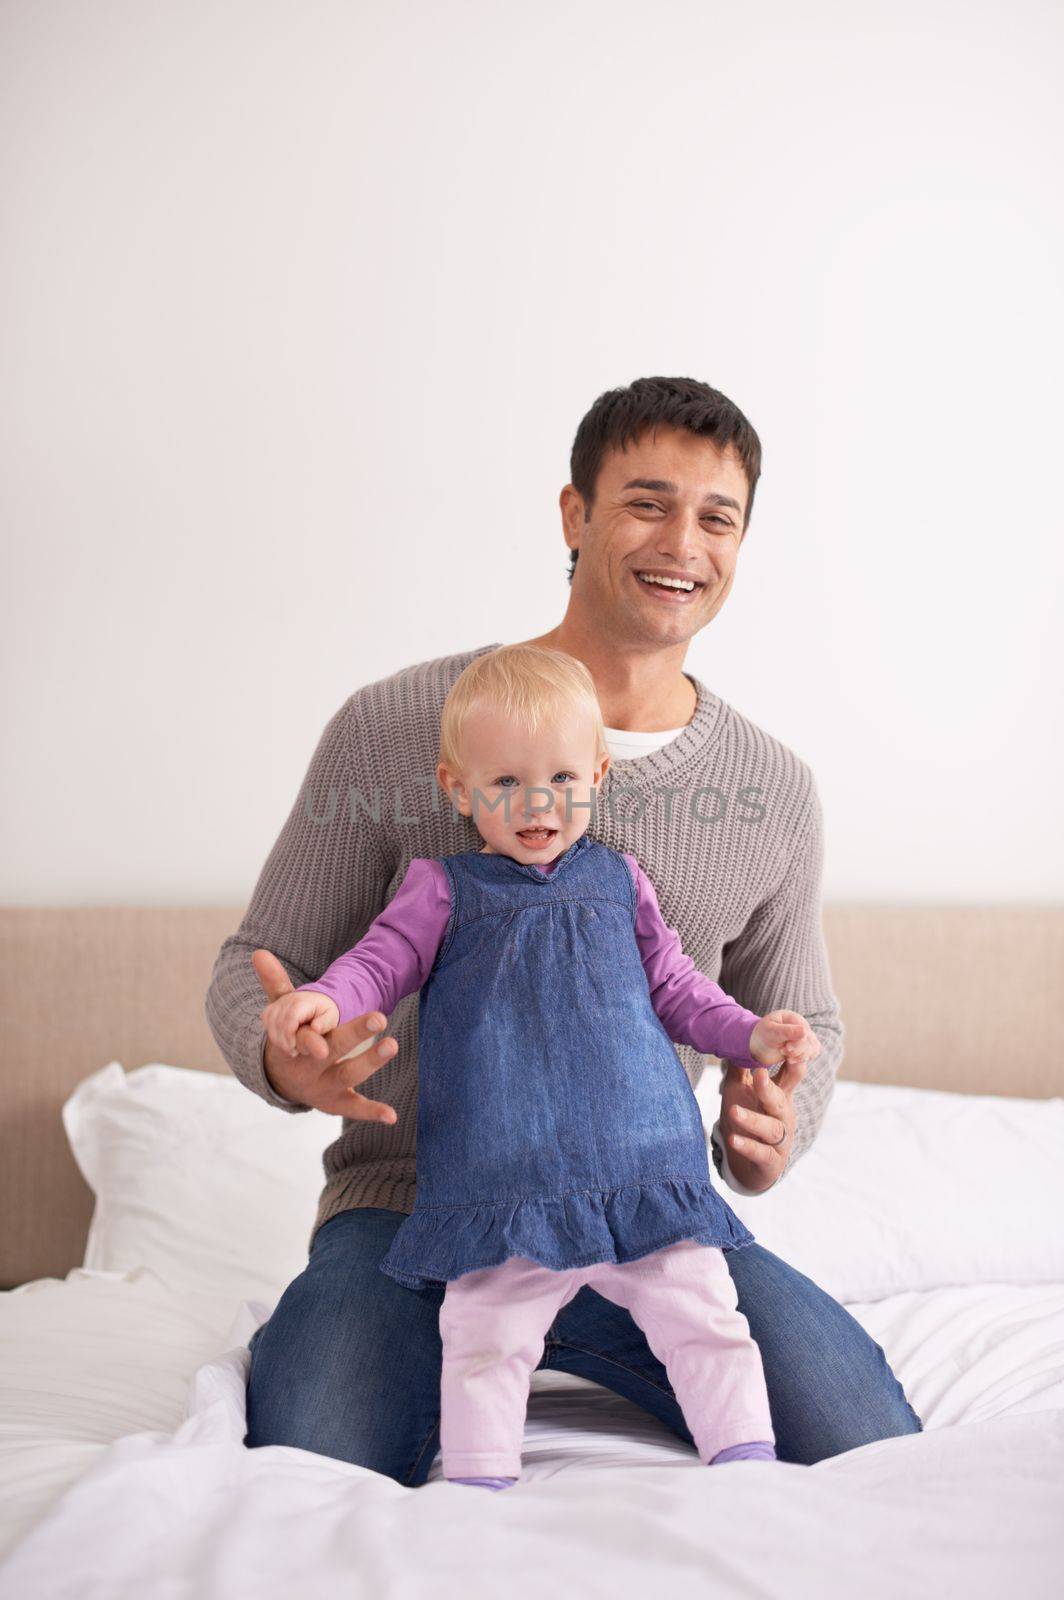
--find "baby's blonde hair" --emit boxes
[439,644,608,776]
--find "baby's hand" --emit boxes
[747,1009,821,1071]
[261,990,340,1059]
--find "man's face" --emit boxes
[562,426,750,646]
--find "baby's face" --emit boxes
[441,702,609,865]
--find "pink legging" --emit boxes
[439,1237,775,1480]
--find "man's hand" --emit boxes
[252,949,399,1123]
[720,1060,809,1193]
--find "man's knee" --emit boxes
[792,1365,923,1464]
[245,1353,436,1482]
[241,1209,446,1484]
[723,1243,923,1461]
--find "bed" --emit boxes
[0,904,1062,1599]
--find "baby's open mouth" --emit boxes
[517,827,556,840]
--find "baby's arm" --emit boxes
[261,858,450,1056]
[624,854,765,1068]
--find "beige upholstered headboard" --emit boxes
[1,904,1062,1290]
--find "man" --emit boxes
[205,374,922,1482]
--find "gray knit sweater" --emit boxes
[205,643,843,1255]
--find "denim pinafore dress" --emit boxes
[378,832,755,1290]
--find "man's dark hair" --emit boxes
[565,375,762,584]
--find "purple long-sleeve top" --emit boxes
[296,851,764,1067]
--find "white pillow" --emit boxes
[63,1063,337,1308]
[696,1077,1064,1302]
[65,1065,1064,1313]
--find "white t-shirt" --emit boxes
[601,723,690,761]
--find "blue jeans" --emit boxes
[244,1207,922,1485]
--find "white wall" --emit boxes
[2,0,1061,906]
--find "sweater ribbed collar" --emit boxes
[475,642,727,795]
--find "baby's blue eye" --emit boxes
[493,773,575,787]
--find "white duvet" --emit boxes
[0,1266,1061,1600]
[1,1066,1062,1598]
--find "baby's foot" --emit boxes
[447,1475,518,1491]
[709,1441,776,1465]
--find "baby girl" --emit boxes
[262,644,820,1489]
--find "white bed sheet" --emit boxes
[1,1267,1062,1598]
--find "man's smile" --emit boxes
[631,567,707,605]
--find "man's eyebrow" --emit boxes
[621,477,743,514]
